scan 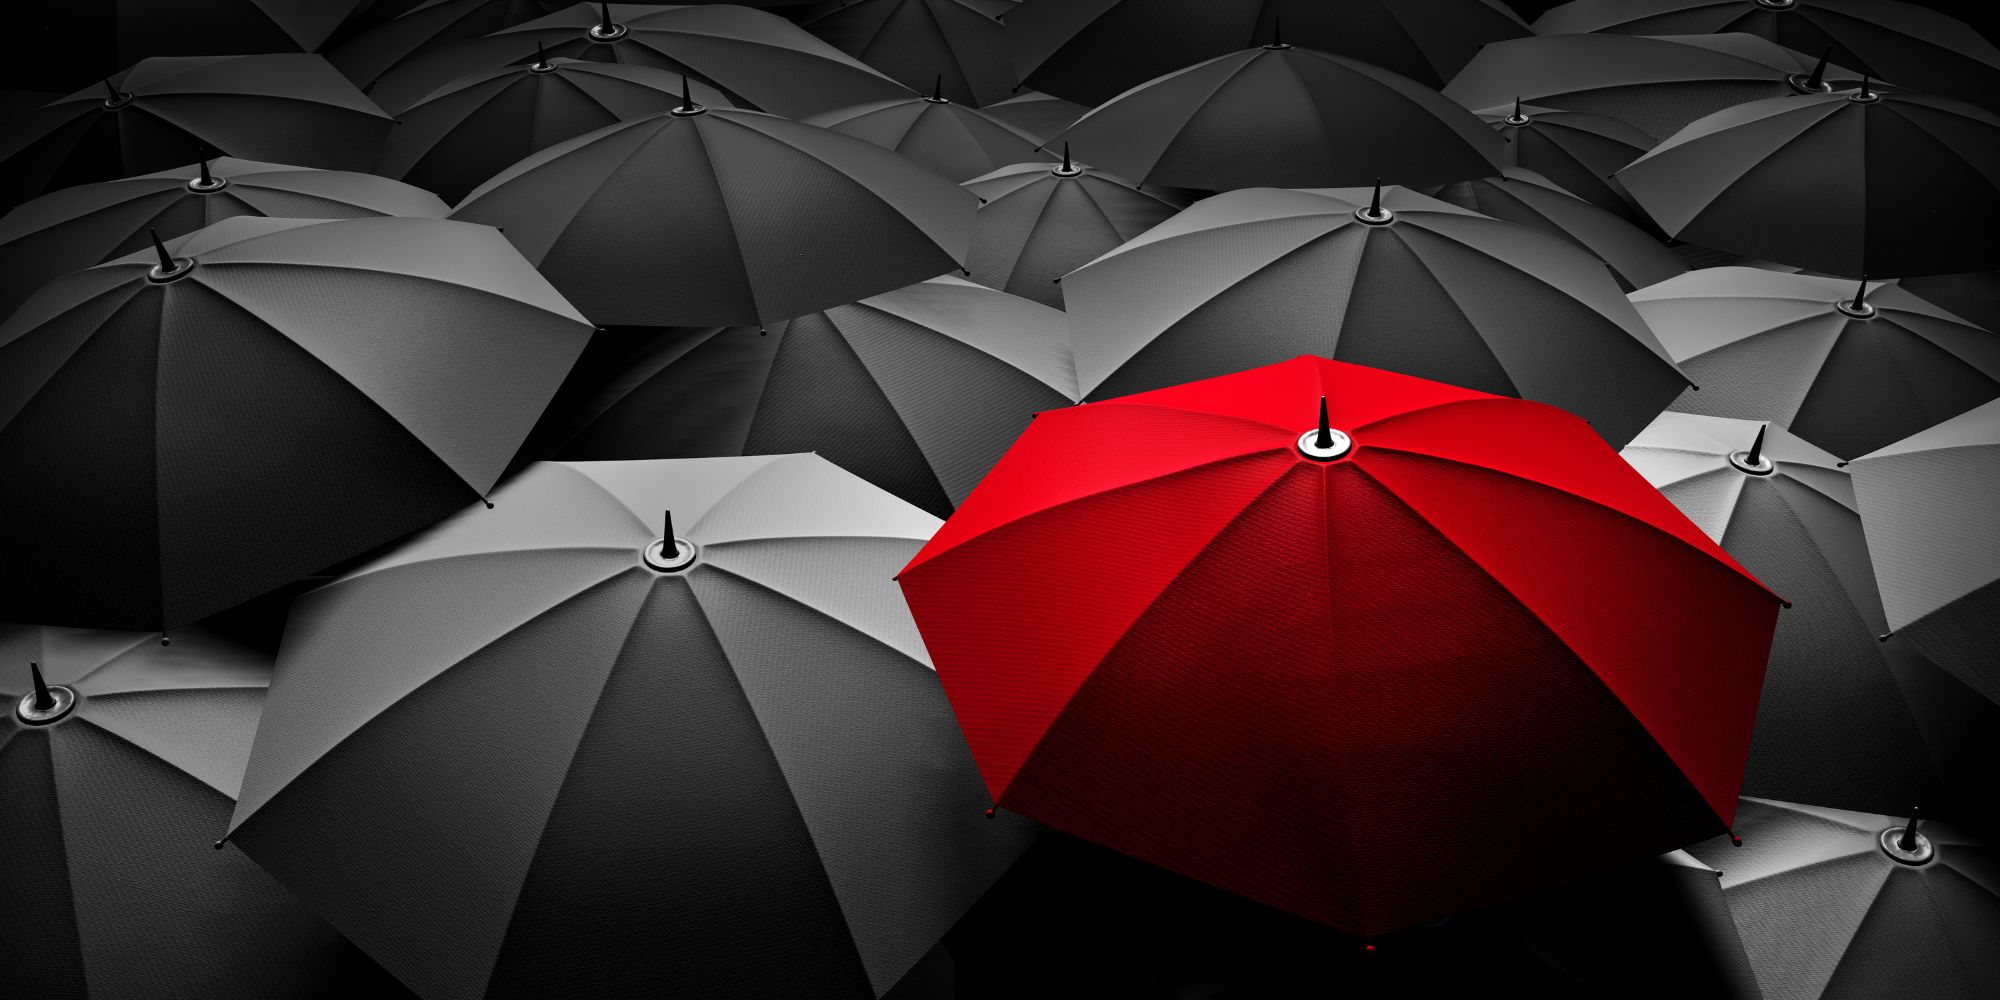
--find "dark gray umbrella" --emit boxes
[367,2,912,116]
[1050,40,1503,190]
[1445,32,1864,141]
[0,155,449,319]
[1629,267,2000,458]
[546,276,1076,517]
[0,216,591,631]
[1685,798,2000,1000]
[327,0,572,92]
[0,625,416,1000]
[4,0,365,92]
[0,55,395,207]
[1060,184,1688,446]
[792,0,1019,107]
[1898,270,2000,333]
[451,102,975,326]
[976,88,1088,142]
[962,150,1191,307]
[1475,100,1656,217]
[225,454,1038,1000]
[807,87,1053,182]
[1850,399,2000,706]
[377,56,729,203]
[1616,86,2000,278]
[1008,0,1528,103]
[1423,167,1687,291]
[1623,411,2000,822]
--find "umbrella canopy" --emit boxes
[1623,411,2000,821]
[1445,32,1865,141]
[807,89,1053,182]
[1422,167,1687,292]
[1060,184,1688,447]
[1616,87,2000,279]
[451,102,974,327]
[4,0,365,92]
[0,55,395,207]
[1477,100,1656,217]
[1008,0,1527,103]
[0,625,416,1000]
[976,88,1087,142]
[367,2,912,116]
[961,152,1191,307]
[1849,399,2000,705]
[792,0,1019,107]
[1629,267,2000,458]
[225,453,1037,1000]
[0,215,591,631]
[1050,41,1503,190]
[546,276,1076,517]
[328,0,572,92]
[1534,0,2000,110]
[1899,270,2000,333]
[898,355,1783,936]
[0,155,448,319]
[1684,798,2000,1000]
[377,57,729,204]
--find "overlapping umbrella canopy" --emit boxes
[1422,167,1687,291]
[961,153,1190,308]
[326,0,573,92]
[1476,100,1656,217]
[8,0,366,90]
[808,89,1053,182]
[792,0,1020,107]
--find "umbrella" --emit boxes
[792,0,1019,107]
[1008,0,1528,103]
[544,276,1076,517]
[1628,267,2000,458]
[1898,270,2000,333]
[1445,32,1865,141]
[1684,798,2000,1000]
[1533,0,2000,110]
[0,625,416,1000]
[1422,167,1687,291]
[1849,398,2000,705]
[0,55,395,208]
[976,88,1087,142]
[1060,184,1689,447]
[898,355,1783,936]
[0,155,448,319]
[806,85,1053,182]
[1049,39,1503,189]
[1475,100,1656,217]
[961,150,1191,308]
[366,2,912,116]
[224,453,1037,1000]
[0,216,591,631]
[3,0,365,92]
[377,56,729,203]
[451,101,975,327]
[1616,86,2000,279]
[1623,411,2000,821]
[327,0,572,92]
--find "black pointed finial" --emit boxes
[1806,47,1830,91]
[1315,396,1333,450]
[1369,178,1383,216]
[680,73,692,111]
[1854,277,1869,307]
[148,228,177,273]
[1513,96,1521,119]
[1898,807,1922,852]
[534,41,550,70]
[663,509,675,544]
[600,1,614,31]
[1061,142,1072,172]
[28,662,54,712]
[1746,424,1767,467]
[1272,17,1282,48]
[197,149,213,186]
[1858,74,1873,99]
[933,74,943,102]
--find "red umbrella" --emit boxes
[897,355,1784,937]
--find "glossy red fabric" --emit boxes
[899,356,1781,935]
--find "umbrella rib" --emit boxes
[65,632,170,687]
[697,561,926,667]
[680,119,770,322]
[1747,480,1882,636]
[200,260,590,326]
[1080,399,1295,435]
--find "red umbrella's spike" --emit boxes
[984,804,997,819]
[28,661,54,712]
[1898,806,1922,852]
[1316,396,1333,450]
[1729,831,1743,847]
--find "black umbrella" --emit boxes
[225,454,1037,1000]
[1685,798,2000,1000]
[1475,100,1656,217]
[0,216,592,631]
[1617,86,2000,278]
[327,0,572,92]
[976,88,1088,142]
[962,150,1191,308]
[1423,167,1687,292]
[1445,32,1865,141]
[0,55,395,207]
[451,102,975,326]
[792,0,1019,107]
[1008,0,1528,103]
[1534,0,2000,110]
[1899,270,2000,333]
[546,276,1076,516]
[367,2,913,116]
[807,86,1053,182]
[3,0,365,92]
[0,155,449,319]
[1628,267,2000,458]
[1623,411,2000,822]
[377,56,729,203]
[1059,183,1689,446]
[0,626,416,1000]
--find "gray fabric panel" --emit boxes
[1791,315,2000,459]
[1902,581,2000,705]
[0,731,88,1000]
[700,535,933,670]
[1819,866,1988,1000]
[79,688,265,800]
[1330,227,1519,400]
[1725,851,1892,1000]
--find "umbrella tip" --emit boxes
[102,77,131,109]
[1883,807,1934,864]
[17,661,76,725]
[1851,73,1878,102]
[1729,832,1743,847]
[28,661,52,712]
[1363,942,1377,957]
[926,74,946,103]
[482,497,495,509]
[190,145,223,191]
[1506,96,1528,124]
[643,509,696,572]
[213,836,228,850]
[1838,277,1875,318]
[1054,141,1079,176]
[672,74,705,116]
[145,228,191,283]
[532,41,551,71]
[1298,395,1351,460]
[984,805,997,819]
[1731,423,1774,475]
[590,2,625,40]
[1265,16,1288,49]
[159,632,170,647]
[1356,179,1391,225]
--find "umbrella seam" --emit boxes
[686,117,786,323]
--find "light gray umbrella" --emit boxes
[962,151,1191,308]
[1475,100,1656,217]
[225,453,1037,1000]
[1623,411,2000,822]
[807,88,1053,182]
[1849,399,2000,706]
[1685,798,2000,1000]
[1059,184,1688,446]
[792,0,1020,107]
[1423,167,1687,291]
[1629,267,2000,458]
